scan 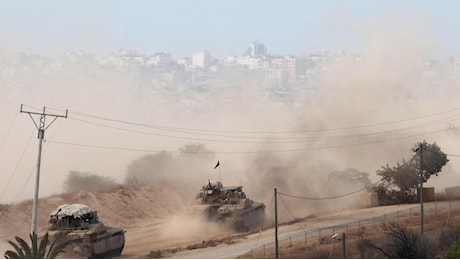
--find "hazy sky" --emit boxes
[1,0,459,59]
[2,0,460,205]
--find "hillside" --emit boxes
[0,183,216,257]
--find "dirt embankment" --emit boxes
[0,183,225,257]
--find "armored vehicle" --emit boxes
[47,204,125,258]
[193,181,265,231]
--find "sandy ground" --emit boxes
[0,183,413,258]
[4,183,459,259]
[0,183,236,258]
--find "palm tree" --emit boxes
[3,232,69,259]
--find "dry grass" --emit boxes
[239,207,460,258]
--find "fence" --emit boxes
[241,200,460,258]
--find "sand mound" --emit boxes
[0,183,192,241]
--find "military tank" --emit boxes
[47,204,125,258]
[193,181,265,231]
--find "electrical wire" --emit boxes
[278,193,309,234]
[69,106,460,134]
[0,111,19,155]
[13,118,63,203]
[68,113,460,144]
[0,128,35,201]
[278,193,299,221]
[45,124,453,154]
[278,180,381,201]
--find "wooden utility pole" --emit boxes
[20,105,67,234]
[420,142,424,235]
[275,188,279,259]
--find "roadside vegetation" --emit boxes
[3,232,68,259]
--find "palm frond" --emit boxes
[4,249,20,259]
[30,232,38,258]
[38,232,49,258]
[7,240,25,258]
[46,238,69,259]
[15,236,32,258]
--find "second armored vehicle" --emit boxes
[193,181,266,231]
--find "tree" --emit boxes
[63,171,117,193]
[124,151,176,185]
[358,222,434,258]
[328,168,372,187]
[413,140,449,182]
[446,239,460,258]
[374,140,448,204]
[124,143,216,185]
[179,143,215,159]
[4,232,68,259]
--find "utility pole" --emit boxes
[274,188,279,259]
[420,142,424,235]
[20,105,67,234]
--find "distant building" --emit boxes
[445,186,460,200]
[177,57,192,70]
[192,51,211,68]
[450,56,460,75]
[147,52,171,67]
[245,41,267,56]
[235,55,268,70]
[271,56,296,76]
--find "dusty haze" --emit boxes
[1,12,460,224]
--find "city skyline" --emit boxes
[1,0,460,59]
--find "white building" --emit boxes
[192,51,211,68]
[235,55,268,70]
[147,52,171,67]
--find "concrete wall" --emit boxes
[359,192,379,208]
[445,186,460,200]
[423,187,435,202]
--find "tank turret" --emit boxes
[47,204,125,258]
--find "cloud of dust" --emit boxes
[158,213,230,243]
[0,10,459,226]
[0,239,9,257]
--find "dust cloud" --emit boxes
[1,11,460,226]
[158,214,230,242]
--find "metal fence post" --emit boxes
[305,231,308,257]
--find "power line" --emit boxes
[45,124,453,154]
[69,106,460,135]
[278,193,299,221]
[278,180,380,201]
[0,111,19,155]
[69,113,460,144]
[13,119,63,203]
[0,128,35,201]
